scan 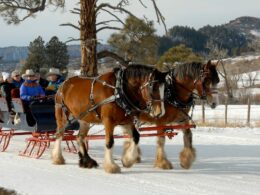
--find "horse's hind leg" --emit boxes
[103,118,120,173]
[154,135,173,169]
[179,128,196,169]
[121,124,140,168]
[77,120,98,168]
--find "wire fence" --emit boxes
[192,99,260,127]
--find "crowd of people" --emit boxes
[0,68,64,125]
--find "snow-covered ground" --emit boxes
[1,125,260,195]
[193,105,260,125]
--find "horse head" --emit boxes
[139,69,166,118]
[123,65,166,118]
[195,60,220,109]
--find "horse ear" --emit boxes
[165,74,172,84]
[204,60,211,70]
[214,60,221,67]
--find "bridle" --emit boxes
[136,71,165,116]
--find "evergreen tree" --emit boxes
[45,36,69,71]
[108,16,158,64]
[23,36,46,72]
[157,44,203,70]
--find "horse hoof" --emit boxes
[121,158,135,168]
[154,159,173,170]
[52,156,65,165]
[104,163,121,174]
[79,158,98,169]
[135,156,141,163]
[179,148,196,169]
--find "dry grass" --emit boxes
[0,187,17,195]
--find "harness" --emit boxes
[114,68,153,116]
[57,68,159,132]
[164,68,210,123]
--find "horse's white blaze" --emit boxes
[158,83,165,118]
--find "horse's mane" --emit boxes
[172,62,203,81]
[114,64,166,82]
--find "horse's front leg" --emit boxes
[103,118,120,173]
[52,105,66,165]
[121,124,140,168]
[179,128,196,169]
[154,135,173,169]
[77,120,98,168]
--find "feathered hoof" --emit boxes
[79,158,98,169]
[179,148,196,169]
[121,157,136,168]
[135,156,141,163]
[52,156,65,165]
[154,159,173,170]
[104,163,121,174]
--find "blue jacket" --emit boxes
[20,80,45,101]
[46,77,64,93]
[12,79,24,88]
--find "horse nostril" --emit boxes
[211,102,217,109]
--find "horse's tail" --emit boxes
[54,86,67,137]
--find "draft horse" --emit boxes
[123,60,220,170]
[52,65,166,173]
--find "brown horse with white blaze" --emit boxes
[52,65,166,173]
[122,60,220,170]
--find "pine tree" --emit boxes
[157,44,203,70]
[23,36,46,72]
[45,36,69,71]
[108,16,158,64]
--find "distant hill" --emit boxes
[225,16,260,40]
[0,44,110,63]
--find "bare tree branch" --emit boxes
[96,3,137,18]
[97,26,121,33]
[96,19,121,26]
[65,37,82,43]
[100,8,125,25]
[60,23,80,30]
[97,50,130,67]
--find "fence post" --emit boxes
[247,96,251,126]
[202,101,205,123]
[225,99,228,126]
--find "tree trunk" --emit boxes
[80,0,98,76]
[221,61,233,102]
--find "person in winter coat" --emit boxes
[20,69,45,102]
[20,69,45,126]
[0,72,16,113]
[11,70,24,88]
[45,68,64,95]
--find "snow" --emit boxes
[251,30,260,37]
[192,105,260,125]
[1,124,260,195]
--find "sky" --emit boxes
[0,0,260,47]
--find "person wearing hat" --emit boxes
[20,69,45,102]
[10,70,24,98]
[20,69,45,126]
[11,70,24,88]
[0,72,16,113]
[45,68,64,95]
